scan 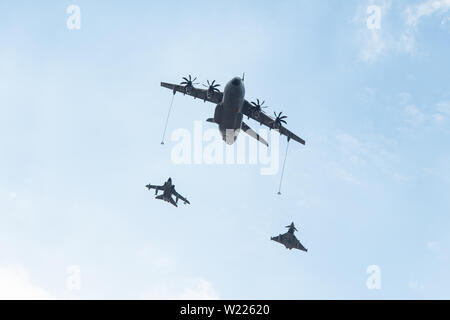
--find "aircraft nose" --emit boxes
[231,77,241,86]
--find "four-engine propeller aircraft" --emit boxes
[146,178,190,208]
[161,75,306,147]
[271,222,308,252]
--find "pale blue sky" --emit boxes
[0,0,449,299]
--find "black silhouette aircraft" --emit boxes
[271,222,307,252]
[146,178,190,208]
[161,75,305,147]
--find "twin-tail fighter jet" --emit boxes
[146,178,190,208]
[271,222,308,252]
[161,75,306,147]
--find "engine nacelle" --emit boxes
[214,103,223,124]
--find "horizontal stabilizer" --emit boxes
[241,121,269,147]
[206,118,216,123]
[169,197,178,207]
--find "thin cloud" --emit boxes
[178,279,219,300]
[437,101,450,116]
[355,0,450,62]
[141,278,219,300]
[405,0,450,27]
[401,0,450,54]
[404,105,426,126]
[402,101,450,127]
[0,265,52,300]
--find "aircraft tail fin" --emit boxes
[155,195,164,200]
[241,121,268,147]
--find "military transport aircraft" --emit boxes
[161,75,306,147]
[146,178,190,208]
[271,222,308,252]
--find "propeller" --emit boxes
[180,75,198,93]
[250,99,268,113]
[248,99,268,119]
[272,111,287,129]
[203,80,221,98]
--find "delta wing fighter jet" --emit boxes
[161,75,306,147]
[271,222,307,252]
[146,178,190,208]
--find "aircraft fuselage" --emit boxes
[217,77,245,145]
[161,178,174,201]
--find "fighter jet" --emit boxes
[271,222,308,252]
[145,178,190,208]
[161,75,306,147]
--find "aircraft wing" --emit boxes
[271,235,283,243]
[293,238,308,252]
[271,234,288,248]
[242,100,306,145]
[173,189,190,204]
[146,184,164,191]
[161,82,223,104]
